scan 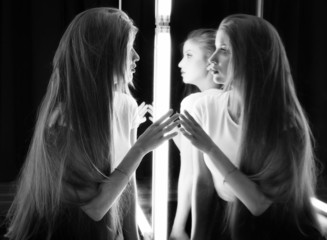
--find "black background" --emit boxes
[1,0,327,231]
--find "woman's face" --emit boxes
[207,30,232,84]
[126,36,140,82]
[178,40,210,86]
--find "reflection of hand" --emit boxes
[138,102,154,125]
[147,104,153,122]
[134,109,179,155]
[179,110,215,154]
[141,232,154,240]
[169,231,190,240]
[138,102,148,124]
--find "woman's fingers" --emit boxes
[152,109,174,125]
[179,114,196,135]
[179,127,193,140]
[147,104,153,115]
[183,110,201,128]
[164,120,180,133]
[147,105,154,122]
[138,102,148,117]
[139,101,145,108]
[162,131,179,141]
[161,113,179,127]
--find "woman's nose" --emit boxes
[133,49,140,62]
[208,51,217,65]
[178,58,183,68]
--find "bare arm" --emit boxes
[206,145,271,216]
[180,111,271,216]
[191,147,216,240]
[122,128,141,240]
[170,135,193,240]
[122,175,139,240]
[81,110,180,221]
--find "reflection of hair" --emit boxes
[6,7,136,240]
[182,29,217,96]
[221,14,320,236]
[186,28,216,58]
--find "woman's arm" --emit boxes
[82,110,180,221]
[81,146,144,221]
[122,175,139,240]
[191,147,216,240]
[121,128,141,240]
[180,111,271,216]
[207,145,272,216]
[170,135,193,240]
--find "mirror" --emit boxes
[1,1,326,239]
[166,0,327,237]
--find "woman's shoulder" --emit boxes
[114,92,138,110]
[115,92,137,105]
[193,89,228,109]
[181,89,225,110]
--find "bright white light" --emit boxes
[137,204,153,237]
[157,0,171,17]
[152,18,171,240]
[153,0,171,239]
[311,197,327,215]
[153,32,171,118]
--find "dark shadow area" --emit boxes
[1,0,327,238]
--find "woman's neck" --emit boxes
[197,75,221,92]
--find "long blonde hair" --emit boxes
[6,7,137,240]
[221,14,320,237]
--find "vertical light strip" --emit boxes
[152,0,171,239]
[118,0,122,10]
[256,0,264,18]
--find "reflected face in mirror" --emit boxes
[126,31,140,83]
[126,47,140,82]
[178,40,210,86]
[208,30,232,84]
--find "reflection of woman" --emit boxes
[5,7,179,240]
[170,29,222,240]
[180,14,325,240]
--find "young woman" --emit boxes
[170,29,223,240]
[179,14,324,240]
[5,7,179,240]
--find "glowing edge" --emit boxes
[152,1,171,238]
[152,31,171,240]
[137,204,152,237]
[311,197,327,215]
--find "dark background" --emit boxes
[1,0,327,235]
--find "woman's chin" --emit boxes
[213,76,224,85]
[182,78,194,85]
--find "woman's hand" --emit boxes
[138,102,149,124]
[134,109,179,155]
[179,110,216,154]
[138,102,154,124]
[169,230,189,240]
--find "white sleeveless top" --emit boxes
[113,92,140,167]
[187,89,241,201]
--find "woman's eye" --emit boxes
[219,48,229,55]
[186,53,192,58]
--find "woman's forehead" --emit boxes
[215,30,230,47]
[183,40,203,52]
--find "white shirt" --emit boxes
[188,89,241,201]
[113,92,140,168]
